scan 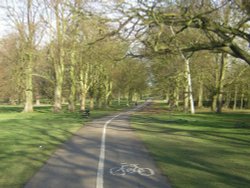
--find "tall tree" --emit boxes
[5,0,43,112]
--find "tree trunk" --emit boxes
[79,65,90,111]
[68,50,77,112]
[90,96,94,110]
[128,89,133,106]
[170,26,194,114]
[53,83,63,112]
[53,64,64,112]
[52,2,65,113]
[80,78,87,111]
[216,53,227,113]
[197,78,203,108]
[212,94,217,111]
[240,93,244,110]
[184,85,189,112]
[185,58,195,114]
[104,79,112,108]
[97,95,102,108]
[211,54,221,112]
[247,95,250,109]
[35,99,40,106]
[118,90,121,106]
[23,60,33,112]
[165,93,169,104]
[224,92,231,109]
[80,91,87,111]
[174,87,179,107]
[23,0,34,113]
[233,85,238,110]
[216,93,224,113]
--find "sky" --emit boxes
[0,1,10,37]
[0,0,26,37]
[0,0,124,38]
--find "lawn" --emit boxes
[0,104,127,188]
[131,102,250,188]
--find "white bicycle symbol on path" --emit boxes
[110,163,155,176]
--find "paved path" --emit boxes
[25,105,171,188]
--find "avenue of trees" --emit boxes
[0,0,149,112]
[0,0,249,114]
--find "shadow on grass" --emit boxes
[133,112,250,129]
[132,114,250,144]
[0,109,86,188]
[156,151,250,187]
[0,104,131,188]
[132,112,250,188]
[0,106,23,113]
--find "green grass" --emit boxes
[131,102,250,188]
[0,104,127,188]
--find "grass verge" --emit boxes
[131,102,250,188]
[0,104,127,188]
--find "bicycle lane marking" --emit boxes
[96,113,122,188]
[109,163,155,176]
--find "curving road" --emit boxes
[25,104,171,188]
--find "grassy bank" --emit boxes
[131,102,250,188]
[0,104,127,188]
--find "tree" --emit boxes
[122,0,250,65]
[0,34,23,104]
[4,0,44,112]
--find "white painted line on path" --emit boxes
[96,113,121,188]
[96,103,149,188]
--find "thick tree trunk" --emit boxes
[216,93,224,113]
[80,91,87,111]
[79,66,90,111]
[53,83,63,112]
[23,60,33,112]
[52,2,65,113]
[23,1,34,113]
[216,54,227,113]
[80,78,87,111]
[53,64,64,112]
[104,80,112,108]
[68,51,76,112]
[212,94,217,111]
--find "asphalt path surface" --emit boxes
[25,104,171,188]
